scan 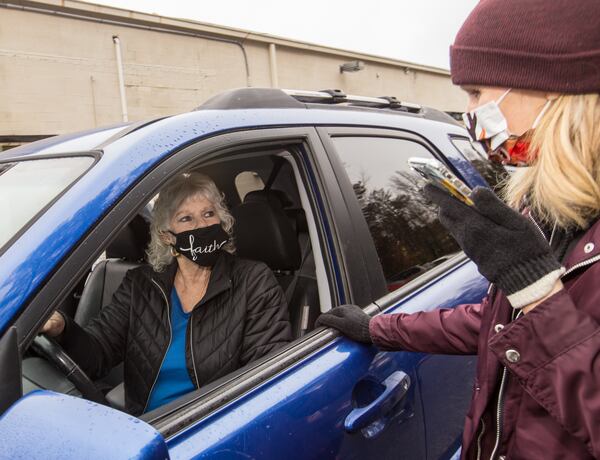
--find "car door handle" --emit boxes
[344,371,411,433]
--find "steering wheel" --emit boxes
[31,334,109,406]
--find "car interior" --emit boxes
[22,147,327,414]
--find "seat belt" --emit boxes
[285,233,312,336]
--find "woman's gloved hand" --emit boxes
[315,304,373,344]
[424,184,563,308]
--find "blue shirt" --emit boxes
[145,288,196,412]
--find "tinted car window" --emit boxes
[0,156,94,249]
[332,136,460,290]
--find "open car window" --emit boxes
[22,142,331,421]
[0,156,95,251]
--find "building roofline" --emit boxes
[3,0,451,76]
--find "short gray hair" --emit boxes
[146,172,235,272]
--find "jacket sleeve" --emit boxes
[58,269,132,380]
[488,263,600,457]
[240,263,292,365]
[369,299,485,354]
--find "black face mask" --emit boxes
[169,223,229,267]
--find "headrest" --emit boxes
[244,189,293,208]
[232,201,301,271]
[244,189,308,235]
[106,214,150,262]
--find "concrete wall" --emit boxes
[0,0,466,139]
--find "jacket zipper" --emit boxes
[488,307,522,460]
[528,211,547,239]
[143,279,173,413]
[528,211,600,276]
[529,213,600,278]
[562,254,600,277]
[528,212,600,276]
[476,419,486,460]
[189,316,200,387]
[489,368,508,459]
[528,212,558,245]
[528,211,600,275]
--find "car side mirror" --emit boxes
[0,391,169,459]
[0,327,22,415]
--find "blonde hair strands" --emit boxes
[504,93,600,229]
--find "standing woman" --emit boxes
[317,0,600,458]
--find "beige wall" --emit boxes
[0,0,466,138]
[275,46,463,110]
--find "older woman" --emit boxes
[42,172,292,415]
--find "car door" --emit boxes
[2,125,488,460]
[317,126,489,459]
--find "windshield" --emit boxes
[0,156,95,250]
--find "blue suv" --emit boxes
[0,88,494,459]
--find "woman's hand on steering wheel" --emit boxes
[40,311,65,337]
[32,333,109,406]
[35,313,109,406]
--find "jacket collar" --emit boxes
[151,252,233,306]
[563,218,600,272]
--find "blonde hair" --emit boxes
[504,93,600,229]
[147,172,235,272]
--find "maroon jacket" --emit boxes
[370,218,600,460]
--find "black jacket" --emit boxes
[60,252,292,415]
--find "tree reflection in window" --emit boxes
[333,136,460,291]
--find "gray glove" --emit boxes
[424,184,562,307]
[316,304,372,344]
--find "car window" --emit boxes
[331,136,460,291]
[21,144,331,419]
[0,156,94,250]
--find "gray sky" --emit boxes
[82,0,479,69]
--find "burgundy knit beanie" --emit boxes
[450,0,600,94]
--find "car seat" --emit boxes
[75,214,149,328]
[74,214,150,396]
[231,190,320,338]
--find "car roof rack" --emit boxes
[195,87,424,115]
[282,89,422,113]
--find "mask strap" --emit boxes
[496,88,512,106]
[532,99,553,130]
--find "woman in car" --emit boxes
[317,0,600,458]
[43,172,292,415]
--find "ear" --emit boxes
[159,230,174,246]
